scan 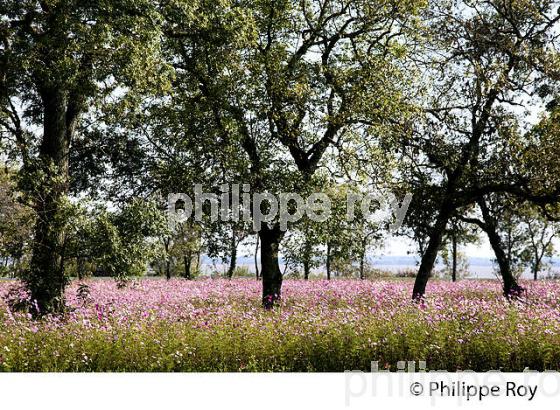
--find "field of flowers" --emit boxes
[0,279,559,372]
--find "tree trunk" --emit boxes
[412,204,453,300]
[359,252,365,280]
[254,234,260,280]
[163,237,171,280]
[29,198,68,314]
[326,241,331,280]
[358,237,367,280]
[27,90,80,314]
[303,260,310,280]
[195,247,201,273]
[183,253,191,279]
[259,224,284,308]
[77,257,85,280]
[451,230,457,282]
[533,250,539,281]
[485,223,523,297]
[303,237,311,280]
[165,259,171,280]
[226,230,237,279]
[479,200,524,298]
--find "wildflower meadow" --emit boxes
[1,279,559,372]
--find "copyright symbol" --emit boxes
[410,382,423,396]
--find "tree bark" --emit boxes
[359,252,365,280]
[533,259,538,281]
[226,230,237,279]
[412,204,453,300]
[195,246,201,273]
[533,249,540,281]
[303,236,311,280]
[259,224,284,308]
[358,236,368,280]
[183,253,191,279]
[484,222,523,297]
[165,259,171,280]
[326,241,331,280]
[27,89,80,314]
[163,237,171,280]
[451,229,457,282]
[478,200,524,298]
[254,234,260,280]
[77,257,85,280]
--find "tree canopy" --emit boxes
[1,0,560,313]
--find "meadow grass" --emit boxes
[0,279,559,372]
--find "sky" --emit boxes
[383,236,495,258]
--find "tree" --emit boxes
[59,198,167,281]
[522,207,557,280]
[161,0,422,306]
[344,187,385,280]
[463,197,529,295]
[0,168,33,275]
[488,200,532,280]
[320,183,353,280]
[438,218,478,282]
[282,216,324,280]
[96,199,168,279]
[400,0,560,299]
[0,0,170,313]
[515,111,560,279]
[472,200,558,281]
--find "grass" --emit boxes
[0,278,559,372]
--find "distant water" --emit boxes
[203,255,560,279]
[369,256,560,279]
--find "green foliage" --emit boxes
[0,0,174,311]
[355,265,395,280]
[492,202,558,279]
[92,200,168,279]
[436,218,478,280]
[2,0,560,307]
[0,169,33,276]
[437,249,471,280]
[159,0,424,202]
[281,181,386,279]
[60,199,168,279]
[1,0,171,116]
[231,266,252,278]
[282,216,324,277]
